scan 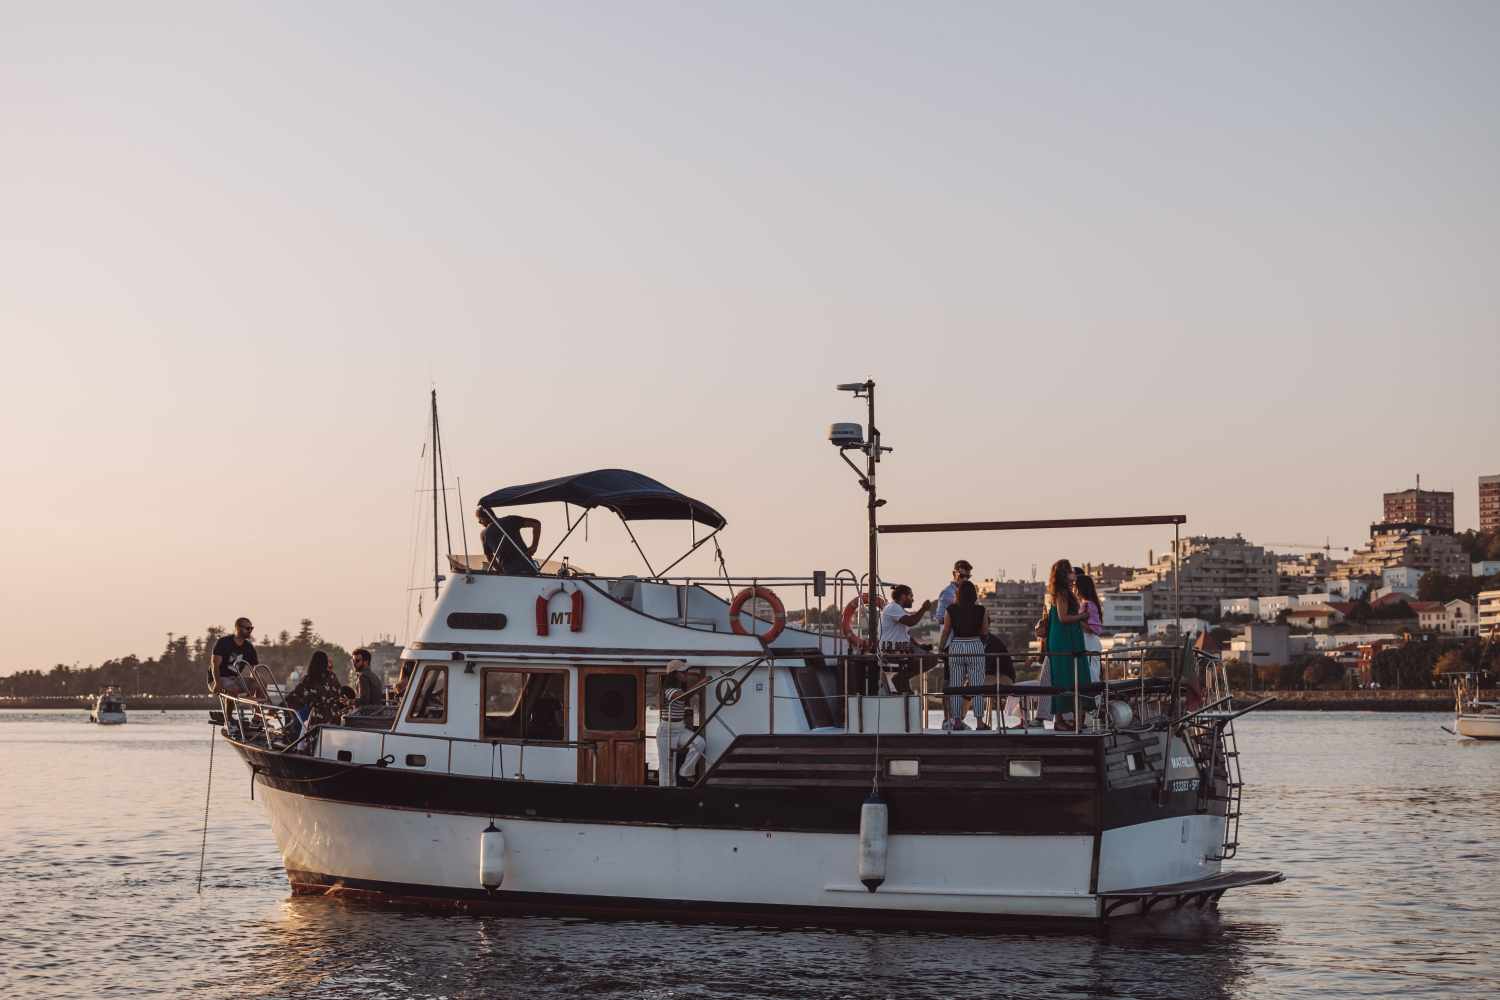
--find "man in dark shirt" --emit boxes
[476,507,542,575]
[210,617,259,695]
[350,648,383,706]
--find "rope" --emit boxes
[196,722,217,894]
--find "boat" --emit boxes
[213,383,1283,924]
[89,688,127,725]
[1453,671,1500,740]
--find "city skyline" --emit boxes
[3,3,1498,670]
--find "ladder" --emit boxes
[1203,719,1243,861]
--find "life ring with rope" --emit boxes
[728,586,786,645]
[536,586,585,636]
[840,592,887,651]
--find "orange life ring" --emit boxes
[729,586,786,645]
[841,592,888,651]
[536,586,585,636]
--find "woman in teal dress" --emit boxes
[1045,559,1091,727]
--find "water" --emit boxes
[2,710,1496,999]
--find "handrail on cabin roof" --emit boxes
[878,514,1187,534]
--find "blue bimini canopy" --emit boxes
[478,469,726,530]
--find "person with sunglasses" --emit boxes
[931,560,974,647]
[209,617,259,696]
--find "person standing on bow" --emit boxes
[939,580,991,731]
[1045,559,1090,729]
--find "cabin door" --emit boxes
[577,667,646,785]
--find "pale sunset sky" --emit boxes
[2,2,1497,671]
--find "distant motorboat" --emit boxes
[89,688,127,725]
[1452,673,1500,739]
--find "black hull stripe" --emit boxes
[237,742,1206,835]
[284,869,1108,929]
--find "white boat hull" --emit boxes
[255,784,1227,922]
[1456,714,1500,740]
[90,711,126,725]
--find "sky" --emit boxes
[2,2,1497,671]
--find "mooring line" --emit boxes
[197,721,217,894]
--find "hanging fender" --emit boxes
[536,586,585,636]
[728,586,787,645]
[840,592,887,652]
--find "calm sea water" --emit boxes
[2,710,1496,999]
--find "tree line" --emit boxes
[0,619,350,698]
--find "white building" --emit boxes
[1101,591,1146,631]
[1326,577,1372,602]
[1479,590,1500,634]
[1220,597,1258,618]
[1295,592,1333,609]
[1473,561,1500,578]
[1146,617,1211,638]
[1256,595,1294,621]
[1381,566,1424,596]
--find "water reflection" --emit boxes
[230,894,1269,1000]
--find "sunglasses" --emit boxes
[238,624,254,631]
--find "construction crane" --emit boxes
[1266,538,1352,557]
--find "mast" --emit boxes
[431,389,441,599]
[864,381,881,663]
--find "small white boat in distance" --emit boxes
[89,688,127,725]
[1453,673,1500,740]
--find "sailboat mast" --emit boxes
[431,389,441,599]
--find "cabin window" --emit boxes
[584,674,638,732]
[407,665,448,723]
[481,668,567,742]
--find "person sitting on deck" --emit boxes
[209,617,260,697]
[349,648,383,707]
[476,507,542,575]
[879,585,932,695]
[287,650,352,731]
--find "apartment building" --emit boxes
[1383,485,1455,531]
[980,580,1046,641]
[1344,524,1468,580]
[1119,535,1279,620]
[1480,475,1500,535]
[1101,590,1146,631]
[1220,597,1259,618]
[1327,577,1373,602]
[1477,590,1500,635]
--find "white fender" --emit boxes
[480,821,506,891]
[857,795,888,892]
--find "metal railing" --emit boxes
[219,691,603,783]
